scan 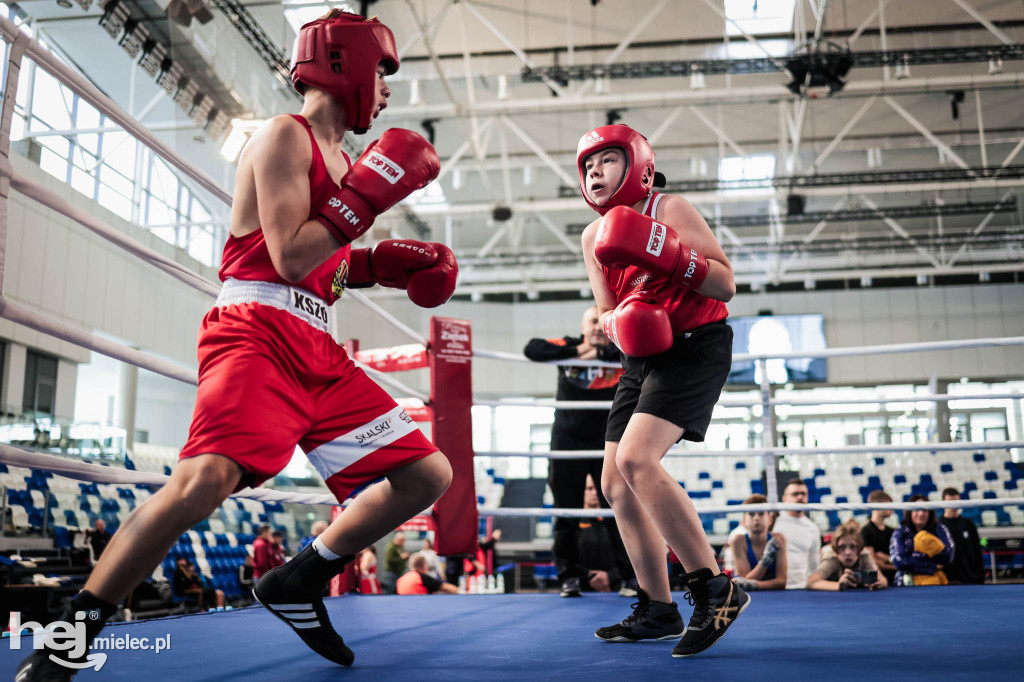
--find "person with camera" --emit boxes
[807,521,887,591]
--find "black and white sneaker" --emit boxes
[15,651,75,682]
[560,576,582,598]
[594,588,684,642]
[253,545,355,666]
[671,568,750,658]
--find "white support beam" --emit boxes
[404,0,462,115]
[698,0,788,70]
[456,2,483,160]
[436,117,495,183]
[534,211,580,253]
[975,89,988,168]
[884,96,972,170]
[687,105,746,157]
[574,0,671,98]
[382,72,1024,122]
[647,106,685,146]
[499,115,577,187]
[477,224,509,258]
[811,96,876,171]
[858,195,943,268]
[848,2,886,46]
[775,197,846,279]
[498,125,513,206]
[950,0,1014,44]
[398,0,451,59]
[997,135,1024,171]
[461,0,566,97]
[946,189,1017,266]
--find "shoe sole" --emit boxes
[595,631,684,643]
[560,593,582,598]
[670,593,752,658]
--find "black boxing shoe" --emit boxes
[671,568,750,658]
[253,545,355,666]
[594,588,684,642]
[14,589,117,681]
[15,651,75,682]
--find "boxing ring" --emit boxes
[1,16,1023,681]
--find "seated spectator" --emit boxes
[252,524,274,579]
[891,494,955,587]
[359,546,382,595]
[807,522,887,591]
[297,520,329,554]
[576,474,625,593]
[270,531,287,567]
[420,536,445,582]
[729,494,787,591]
[173,558,224,611]
[771,478,822,589]
[939,488,985,585]
[396,552,459,594]
[238,553,255,592]
[383,531,410,593]
[860,490,897,586]
[85,519,112,563]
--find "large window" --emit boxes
[23,350,58,418]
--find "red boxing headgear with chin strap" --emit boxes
[291,12,399,135]
[577,124,655,216]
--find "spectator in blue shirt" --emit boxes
[890,495,955,587]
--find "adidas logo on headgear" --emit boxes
[584,131,604,145]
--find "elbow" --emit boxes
[272,251,311,283]
[720,281,737,303]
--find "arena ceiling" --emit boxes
[12,0,1024,299]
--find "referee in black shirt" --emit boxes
[524,306,635,597]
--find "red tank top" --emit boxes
[218,114,351,303]
[602,192,728,332]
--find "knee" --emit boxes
[614,448,651,488]
[601,471,629,507]
[171,457,238,505]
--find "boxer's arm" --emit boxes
[250,116,344,283]
[581,219,620,331]
[658,194,736,302]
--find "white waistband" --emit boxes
[216,279,332,333]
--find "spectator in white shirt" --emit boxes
[770,479,821,589]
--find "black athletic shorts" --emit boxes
[605,320,732,444]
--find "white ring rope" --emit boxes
[478,497,1024,519]
[353,359,430,402]
[475,335,1024,367]
[476,392,1024,411]
[1,444,338,507]
[348,289,430,347]
[475,441,1024,460]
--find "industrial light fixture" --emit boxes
[497,74,509,101]
[988,57,1003,75]
[166,0,214,27]
[894,54,911,80]
[56,0,74,8]
[408,79,422,106]
[860,276,872,287]
[452,168,463,190]
[784,42,853,96]
[916,274,928,286]
[689,65,705,90]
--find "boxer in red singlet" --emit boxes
[18,10,457,680]
[578,124,750,658]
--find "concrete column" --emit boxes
[1,343,26,415]
[928,375,952,442]
[54,359,77,423]
[118,361,138,452]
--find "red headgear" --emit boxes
[576,124,655,215]
[291,12,399,134]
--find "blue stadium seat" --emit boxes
[973,453,986,462]
[963,481,978,493]
[698,472,710,480]
[873,457,885,466]
[851,467,864,476]
[735,461,747,470]
[894,474,907,484]
[940,463,954,473]
[711,480,724,489]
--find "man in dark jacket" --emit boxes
[939,487,986,584]
[524,306,634,597]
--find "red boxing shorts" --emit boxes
[179,279,438,502]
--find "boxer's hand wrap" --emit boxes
[603,293,673,358]
[595,205,709,290]
[316,129,440,245]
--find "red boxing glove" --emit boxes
[595,205,709,290]
[316,129,440,245]
[603,294,673,357]
[407,243,458,308]
[347,240,458,308]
